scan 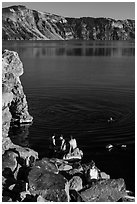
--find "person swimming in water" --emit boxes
[108,117,114,123]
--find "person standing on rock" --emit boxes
[48,134,56,157]
[52,135,56,147]
[69,135,77,154]
[87,162,101,185]
[49,135,56,149]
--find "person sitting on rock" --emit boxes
[69,135,77,154]
[59,135,66,152]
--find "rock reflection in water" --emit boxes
[3,41,135,58]
[9,124,32,147]
[28,46,135,57]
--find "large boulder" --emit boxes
[59,163,72,171]
[80,178,127,202]
[2,92,13,109]
[2,149,19,172]
[33,158,59,174]
[3,146,38,168]
[2,49,23,78]
[100,172,110,180]
[69,176,83,192]
[28,162,69,202]
[15,146,38,164]
[2,137,14,155]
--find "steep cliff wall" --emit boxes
[2,5,135,40]
[2,49,36,157]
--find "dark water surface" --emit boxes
[3,41,135,192]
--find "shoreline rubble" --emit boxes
[2,50,135,202]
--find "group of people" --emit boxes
[49,134,77,156]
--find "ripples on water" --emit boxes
[3,40,135,191]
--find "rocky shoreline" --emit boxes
[2,50,135,202]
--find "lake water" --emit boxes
[3,40,135,192]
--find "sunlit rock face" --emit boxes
[2,5,64,40]
[2,49,34,154]
[2,5,135,40]
[2,50,38,202]
[2,49,33,125]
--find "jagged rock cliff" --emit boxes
[2,5,135,40]
[2,49,36,155]
[2,50,33,125]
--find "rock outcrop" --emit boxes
[2,49,33,125]
[2,5,135,40]
[79,178,127,202]
[32,157,59,174]
[2,48,38,172]
[69,176,83,192]
[28,159,70,202]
